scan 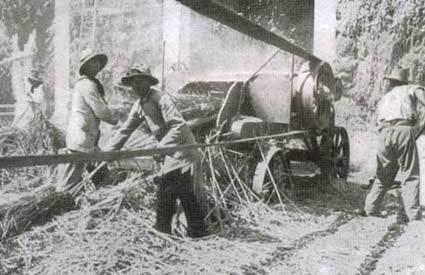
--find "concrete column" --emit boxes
[314,0,336,64]
[162,1,191,93]
[162,2,182,68]
[52,0,71,131]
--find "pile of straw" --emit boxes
[174,94,224,120]
[0,185,75,239]
[0,170,337,274]
[0,117,64,188]
[0,121,342,273]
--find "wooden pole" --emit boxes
[289,54,295,131]
[162,41,166,91]
[0,129,310,169]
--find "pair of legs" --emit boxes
[155,169,207,238]
[56,148,110,193]
[364,126,421,221]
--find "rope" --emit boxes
[246,49,281,82]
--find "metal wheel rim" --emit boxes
[330,128,349,179]
[262,154,291,203]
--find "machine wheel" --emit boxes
[320,127,350,182]
[252,150,293,204]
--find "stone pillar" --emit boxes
[52,0,71,131]
[162,1,191,93]
[314,0,336,63]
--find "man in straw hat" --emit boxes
[14,67,47,129]
[360,67,424,223]
[105,64,208,238]
[56,49,123,193]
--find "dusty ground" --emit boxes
[1,98,425,274]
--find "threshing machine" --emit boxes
[177,0,350,202]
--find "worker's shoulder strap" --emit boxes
[76,76,107,104]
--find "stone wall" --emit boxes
[336,0,425,108]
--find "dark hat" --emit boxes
[120,63,159,86]
[384,67,409,84]
[115,80,131,92]
[79,48,108,75]
[114,71,130,91]
[28,69,43,87]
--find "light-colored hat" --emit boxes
[79,48,108,75]
[120,63,159,86]
[384,67,409,84]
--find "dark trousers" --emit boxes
[155,170,207,237]
[365,125,421,221]
[56,148,110,193]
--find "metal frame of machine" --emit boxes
[177,0,350,202]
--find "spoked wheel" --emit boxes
[252,151,293,204]
[320,127,350,183]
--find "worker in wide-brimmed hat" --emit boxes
[14,66,48,129]
[56,49,123,193]
[105,63,208,238]
[359,67,424,225]
[26,68,47,114]
[383,67,409,85]
[28,69,43,90]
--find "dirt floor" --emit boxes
[1,98,425,274]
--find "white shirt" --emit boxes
[377,85,425,123]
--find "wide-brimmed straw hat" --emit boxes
[384,67,409,84]
[120,63,159,86]
[28,68,43,87]
[79,48,108,75]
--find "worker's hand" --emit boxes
[111,105,129,122]
[116,107,129,121]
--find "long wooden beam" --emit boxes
[176,0,321,63]
[0,130,310,169]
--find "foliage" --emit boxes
[336,0,425,108]
[0,0,54,50]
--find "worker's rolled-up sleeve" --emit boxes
[105,101,144,151]
[83,82,120,125]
